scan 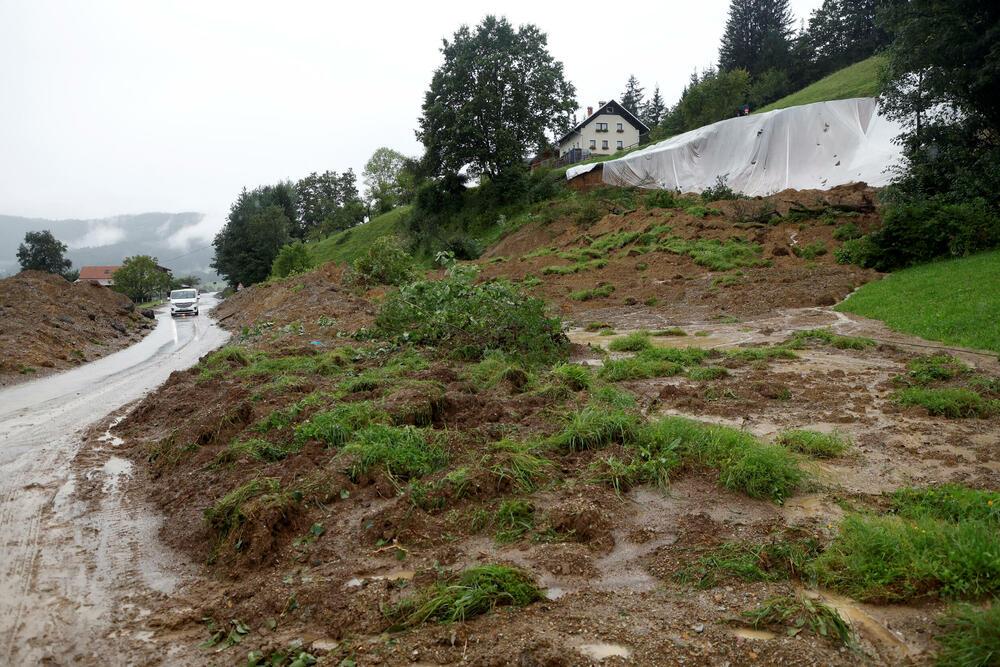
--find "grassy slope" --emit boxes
[756,56,885,113]
[309,206,411,266]
[836,250,1000,354]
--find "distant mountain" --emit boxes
[0,212,221,283]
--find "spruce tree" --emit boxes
[719,0,795,77]
[619,75,645,117]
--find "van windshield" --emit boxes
[170,289,197,300]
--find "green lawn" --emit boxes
[308,206,412,267]
[836,250,1000,354]
[756,56,885,113]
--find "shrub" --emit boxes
[686,205,708,219]
[833,235,879,266]
[350,235,419,286]
[832,222,862,241]
[645,189,687,209]
[701,174,744,201]
[388,565,541,627]
[375,277,567,365]
[270,241,314,278]
[792,241,827,259]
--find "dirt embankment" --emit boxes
[0,271,154,386]
[104,185,1000,666]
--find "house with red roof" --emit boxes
[77,266,122,286]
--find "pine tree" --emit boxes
[641,85,666,127]
[619,75,645,117]
[719,0,795,77]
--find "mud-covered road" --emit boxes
[0,295,229,664]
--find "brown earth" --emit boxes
[97,187,1000,666]
[0,270,154,386]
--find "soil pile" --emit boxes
[0,270,153,386]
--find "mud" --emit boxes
[0,270,155,386]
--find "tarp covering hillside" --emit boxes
[567,98,904,194]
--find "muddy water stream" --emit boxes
[0,297,229,664]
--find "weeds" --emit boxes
[659,236,770,271]
[599,355,683,382]
[792,241,827,259]
[294,402,386,447]
[675,537,821,588]
[893,387,997,418]
[743,595,857,650]
[203,478,295,561]
[568,284,615,301]
[550,363,592,392]
[388,564,541,627]
[486,440,554,492]
[494,500,535,543]
[549,406,640,452]
[607,331,652,352]
[905,354,970,385]
[889,485,999,524]
[775,429,850,458]
[934,602,1000,667]
[341,425,448,481]
[215,437,301,464]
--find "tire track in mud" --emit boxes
[0,299,229,663]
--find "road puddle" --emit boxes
[545,586,565,600]
[347,570,415,588]
[796,587,912,658]
[780,493,845,525]
[577,642,632,659]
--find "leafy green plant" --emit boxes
[270,241,314,278]
[832,222,862,241]
[890,485,1000,524]
[905,354,970,385]
[348,235,418,286]
[743,595,856,650]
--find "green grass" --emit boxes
[341,425,447,481]
[893,387,997,418]
[674,537,820,589]
[549,406,640,452]
[775,429,850,458]
[904,354,971,385]
[788,328,876,350]
[724,346,799,361]
[203,478,294,559]
[890,485,1000,525]
[813,513,1000,602]
[756,56,885,113]
[607,331,653,351]
[652,327,686,337]
[388,564,541,627]
[836,250,1000,354]
[599,356,683,382]
[215,437,301,464]
[934,602,1000,667]
[685,365,730,381]
[659,236,770,272]
[549,363,592,392]
[652,417,806,503]
[743,595,857,650]
[309,206,413,267]
[567,284,614,301]
[486,439,554,492]
[294,401,386,447]
[494,499,535,543]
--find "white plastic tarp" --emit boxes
[566,98,904,195]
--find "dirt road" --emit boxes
[0,296,229,664]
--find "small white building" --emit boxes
[558,100,650,159]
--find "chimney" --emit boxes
[587,106,593,117]
[598,100,606,106]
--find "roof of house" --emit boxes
[78,266,121,280]
[558,99,651,145]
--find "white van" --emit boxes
[169,288,199,317]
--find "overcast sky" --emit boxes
[0,0,823,247]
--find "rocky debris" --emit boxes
[140,308,155,319]
[0,270,151,386]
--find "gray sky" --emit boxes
[0,0,823,247]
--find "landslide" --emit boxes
[475,181,882,324]
[108,183,1000,665]
[0,270,154,386]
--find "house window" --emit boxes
[596,122,608,132]
[617,140,623,149]
[617,122,623,132]
[602,140,609,150]
[589,139,596,149]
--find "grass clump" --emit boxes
[675,537,821,589]
[893,387,997,418]
[905,354,970,385]
[591,384,638,409]
[608,331,652,352]
[494,499,535,543]
[724,346,799,361]
[685,365,730,381]
[203,478,295,560]
[567,283,614,301]
[660,236,770,271]
[598,356,683,382]
[202,345,250,369]
[294,402,385,447]
[486,440,554,492]
[792,241,827,259]
[550,406,640,452]
[812,513,1000,602]
[654,417,805,503]
[833,222,862,241]
[216,437,301,464]
[743,595,857,650]
[550,363,591,392]
[341,425,447,481]
[652,327,686,337]
[584,321,612,331]
[463,353,532,392]
[775,429,850,458]
[934,603,1000,667]
[389,565,541,627]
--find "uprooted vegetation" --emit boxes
[112,178,1000,665]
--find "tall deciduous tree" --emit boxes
[417,15,576,179]
[878,0,1000,203]
[719,0,795,77]
[296,170,364,237]
[362,148,411,216]
[619,75,645,117]
[16,230,73,277]
[212,188,293,287]
[112,255,170,303]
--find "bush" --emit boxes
[832,222,862,241]
[701,174,744,202]
[375,277,567,365]
[844,197,1000,271]
[270,241,314,278]
[349,235,419,286]
[792,241,827,259]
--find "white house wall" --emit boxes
[560,113,641,156]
